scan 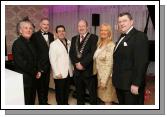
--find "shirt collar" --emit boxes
[126,26,133,34]
[41,30,48,35]
[80,32,88,38]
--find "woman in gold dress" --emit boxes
[93,23,117,105]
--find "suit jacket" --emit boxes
[49,39,73,79]
[69,32,98,78]
[31,30,54,73]
[12,36,37,87]
[112,28,149,90]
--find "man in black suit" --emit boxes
[32,18,54,105]
[112,12,149,105]
[69,20,98,105]
[12,20,37,105]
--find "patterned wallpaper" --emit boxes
[5,5,50,53]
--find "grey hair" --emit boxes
[78,19,88,27]
[16,16,35,35]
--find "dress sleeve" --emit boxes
[100,43,115,87]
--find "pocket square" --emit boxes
[124,42,128,46]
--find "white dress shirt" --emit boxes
[114,26,133,51]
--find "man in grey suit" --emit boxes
[112,12,149,105]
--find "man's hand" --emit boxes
[56,74,62,79]
[131,84,139,95]
[75,62,84,70]
[99,81,106,90]
[36,72,42,79]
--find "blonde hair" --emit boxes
[97,23,113,47]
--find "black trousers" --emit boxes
[116,88,141,105]
[24,86,36,105]
[54,76,70,105]
[138,86,145,105]
[74,75,97,105]
[36,72,50,105]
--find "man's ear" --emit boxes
[86,26,89,31]
[54,32,58,38]
[39,22,42,28]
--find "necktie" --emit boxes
[120,33,126,38]
[116,33,127,45]
[80,35,84,42]
[43,32,48,35]
[61,39,68,52]
[42,32,49,46]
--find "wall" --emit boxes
[5,5,49,53]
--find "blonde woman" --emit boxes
[93,23,117,105]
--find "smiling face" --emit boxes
[40,19,49,32]
[19,22,33,39]
[56,27,66,40]
[78,20,88,35]
[100,24,111,39]
[118,15,133,33]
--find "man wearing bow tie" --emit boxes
[31,18,54,105]
[112,12,149,105]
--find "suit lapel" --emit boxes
[38,31,49,48]
[57,39,68,53]
[48,33,52,44]
[123,28,136,42]
[114,28,136,54]
[67,40,71,53]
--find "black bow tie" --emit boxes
[120,33,127,38]
[43,32,48,35]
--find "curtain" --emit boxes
[51,5,155,41]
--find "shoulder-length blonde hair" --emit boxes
[97,23,113,46]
